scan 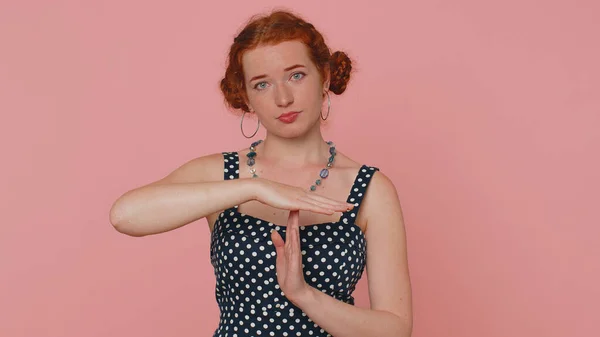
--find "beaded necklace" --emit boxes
[246,140,337,191]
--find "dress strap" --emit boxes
[222,152,241,210]
[339,165,380,225]
[222,152,240,180]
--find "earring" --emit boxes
[241,110,260,138]
[320,91,331,120]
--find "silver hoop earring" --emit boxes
[241,110,260,138]
[320,91,331,120]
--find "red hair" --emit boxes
[220,10,353,113]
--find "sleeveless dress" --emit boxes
[210,152,380,337]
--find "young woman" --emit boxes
[110,10,413,337]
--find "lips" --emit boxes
[277,111,301,119]
[277,111,301,123]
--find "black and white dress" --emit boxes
[210,152,379,337]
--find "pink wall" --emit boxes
[1,1,598,336]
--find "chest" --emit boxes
[210,211,368,296]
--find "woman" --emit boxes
[110,10,413,337]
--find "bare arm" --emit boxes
[291,171,413,337]
[109,178,257,237]
[109,153,355,237]
[109,153,250,237]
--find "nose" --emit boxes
[274,84,294,107]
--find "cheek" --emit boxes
[298,79,323,101]
[245,89,264,104]
[247,91,269,108]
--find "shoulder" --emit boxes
[361,168,404,226]
[334,151,400,230]
[149,151,231,186]
[367,168,396,195]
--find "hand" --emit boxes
[253,178,354,215]
[271,210,313,304]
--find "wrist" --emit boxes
[290,285,318,309]
[242,177,263,201]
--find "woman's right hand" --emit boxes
[252,178,354,215]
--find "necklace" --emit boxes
[246,139,337,191]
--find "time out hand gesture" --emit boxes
[254,178,353,215]
[254,178,354,303]
[270,210,311,304]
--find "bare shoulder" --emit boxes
[154,145,251,186]
[334,150,403,230]
[367,169,398,197]
[146,152,226,187]
[361,169,404,228]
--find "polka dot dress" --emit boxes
[210,152,379,337]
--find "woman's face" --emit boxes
[242,40,329,138]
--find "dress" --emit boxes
[210,152,379,337]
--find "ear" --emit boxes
[244,96,253,112]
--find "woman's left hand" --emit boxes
[271,210,313,304]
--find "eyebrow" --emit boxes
[249,64,306,82]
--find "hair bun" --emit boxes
[328,51,352,95]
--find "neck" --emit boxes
[258,126,330,168]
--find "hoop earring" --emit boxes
[320,91,331,120]
[241,110,260,138]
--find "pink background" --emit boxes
[1,1,598,336]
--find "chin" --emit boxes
[273,128,307,139]
[283,122,322,139]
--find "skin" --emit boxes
[225,40,365,229]
[219,40,414,336]
[244,40,328,140]
[109,37,411,336]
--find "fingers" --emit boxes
[296,199,337,215]
[285,211,297,249]
[271,229,286,279]
[297,196,352,214]
[271,228,285,248]
[286,211,301,262]
[305,194,354,210]
[287,210,300,227]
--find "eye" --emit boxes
[291,72,305,80]
[254,82,268,90]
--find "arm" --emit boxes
[108,153,351,237]
[292,171,413,337]
[109,153,256,237]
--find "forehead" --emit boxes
[242,40,312,78]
